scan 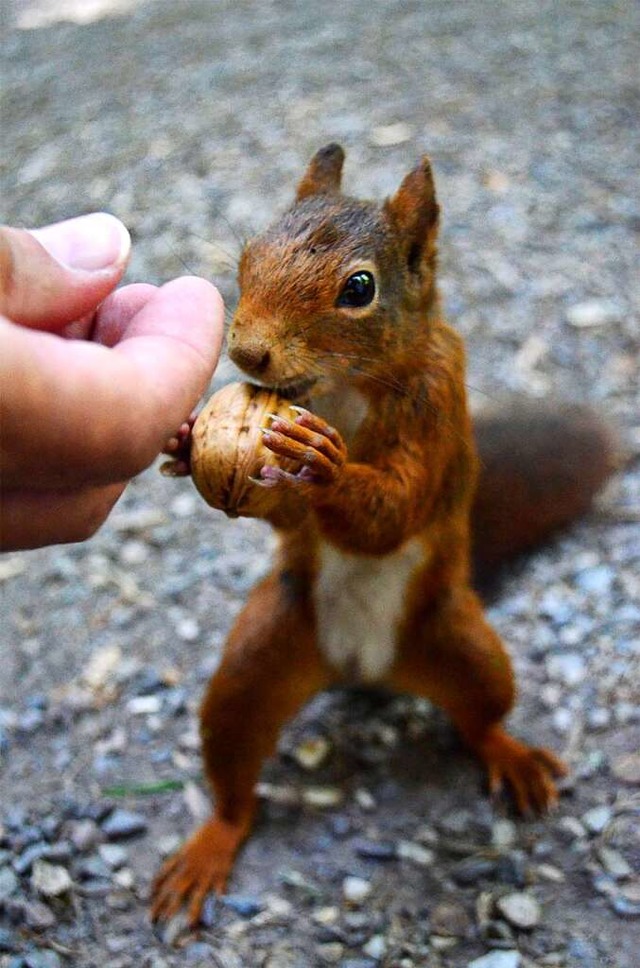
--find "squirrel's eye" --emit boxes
[336,271,376,308]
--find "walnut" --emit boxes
[190,382,304,521]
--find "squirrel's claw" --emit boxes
[476,727,567,815]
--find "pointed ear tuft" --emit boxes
[384,156,440,272]
[296,143,345,201]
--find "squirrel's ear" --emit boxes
[384,157,440,271]
[296,143,345,200]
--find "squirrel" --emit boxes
[151,144,615,925]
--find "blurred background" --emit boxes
[2,1,639,966]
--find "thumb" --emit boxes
[0,213,131,331]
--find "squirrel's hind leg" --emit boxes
[151,570,332,926]
[388,587,566,813]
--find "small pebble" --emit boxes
[368,122,413,147]
[98,844,128,869]
[101,809,148,839]
[292,736,331,771]
[302,786,343,808]
[68,818,101,852]
[342,876,372,905]
[24,951,62,968]
[31,859,73,897]
[119,539,149,566]
[82,644,122,690]
[536,863,566,883]
[467,951,520,968]
[175,617,200,642]
[586,707,611,731]
[77,855,111,880]
[13,842,49,874]
[316,942,344,963]
[22,898,56,929]
[491,819,517,850]
[430,900,471,937]
[126,695,162,715]
[354,788,377,811]
[582,805,612,835]
[609,893,640,918]
[611,752,640,785]
[0,866,19,901]
[546,652,586,686]
[171,492,198,518]
[397,840,434,866]
[556,816,587,842]
[565,299,622,328]
[597,846,633,880]
[496,891,541,930]
[363,934,387,959]
[222,894,262,917]
[313,905,340,925]
[113,867,135,889]
[157,834,182,857]
[552,708,573,734]
[574,564,615,594]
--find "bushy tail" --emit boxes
[471,400,617,590]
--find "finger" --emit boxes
[0,277,224,489]
[260,429,340,482]
[290,406,346,452]
[267,415,345,465]
[0,214,130,330]
[0,482,125,551]
[90,283,160,346]
[63,283,157,342]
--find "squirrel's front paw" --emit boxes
[257,406,347,489]
[160,415,196,478]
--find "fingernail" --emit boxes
[32,212,131,272]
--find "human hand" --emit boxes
[0,213,224,550]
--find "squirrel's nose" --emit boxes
[229,338,272,376]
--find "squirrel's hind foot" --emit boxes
[150,816,245,927]
[475,726,567,815]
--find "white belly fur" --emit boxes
[314,538,427,682]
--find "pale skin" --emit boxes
[0,213,224,550]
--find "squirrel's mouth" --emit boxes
[270,376,318,401]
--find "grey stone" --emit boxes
[101,809,148,840]
[24,951,62,968]
[495,891,541,930]
[0,866,19,901]
[467,953,520,968]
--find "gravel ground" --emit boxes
[1,1,639,966]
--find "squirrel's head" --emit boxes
[228,143,440,398]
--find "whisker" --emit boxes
[181,229,241,271]
[163,243,198,277]
[315,353,469,448]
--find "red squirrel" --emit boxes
[152,144,615,925]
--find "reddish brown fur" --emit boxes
[151,145,613,925]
